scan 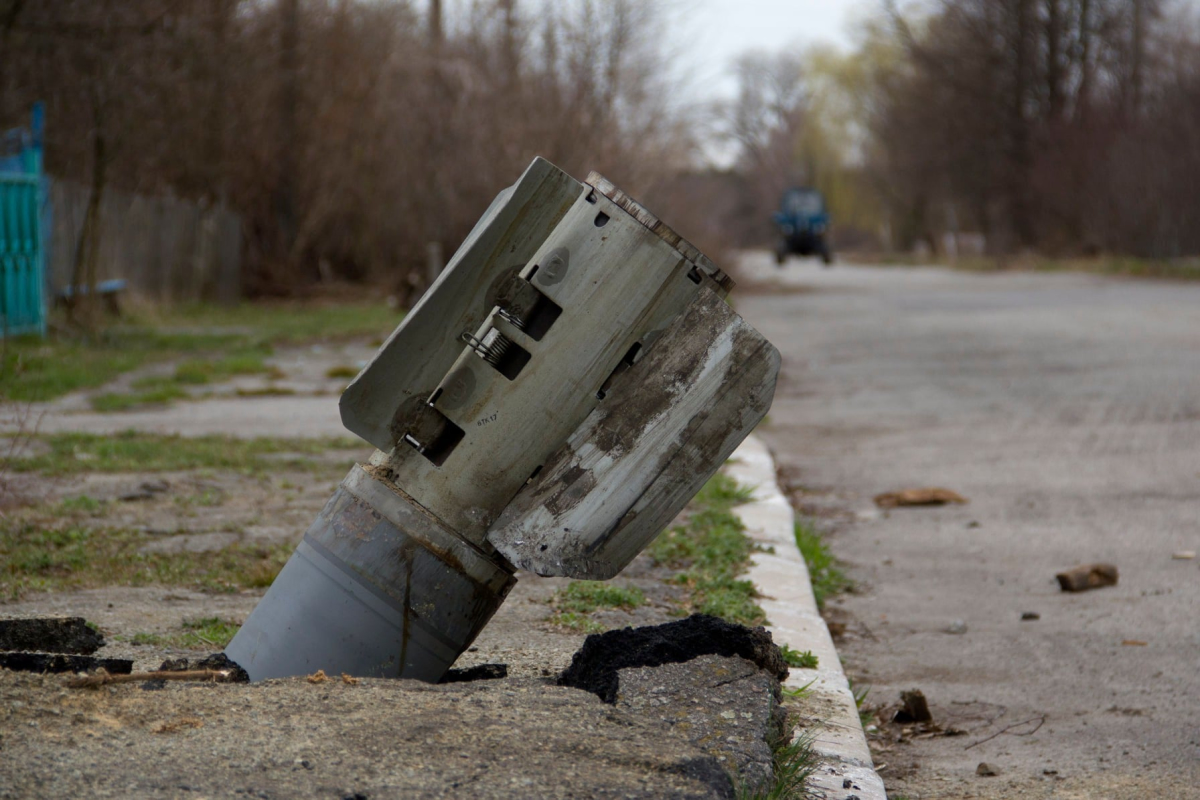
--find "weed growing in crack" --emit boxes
[737,728,819,800]
[793,521,851,609]
[849,677,873,727]
[780,645,818,670]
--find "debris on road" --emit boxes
[1020,611,1041,621]
[158,653,248,682]
[0,616,104,654]
[892,689,933,723]
[1055,563,1118,592]
[440,663,508,683]
[943,619,968,634]
[1171,551,1195,560]
[119,480,171,502]
[67,667,234,689]
[1,652,133,675]
[1121,640,1148,647]
[873,488,967,508]
[976,762,999,777]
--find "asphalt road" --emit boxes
[738,253,1200,799]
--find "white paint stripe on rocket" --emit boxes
[726,434,888,800]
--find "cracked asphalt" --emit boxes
[737,253,1200,799]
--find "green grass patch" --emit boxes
[779,645,818,670]
[127,617,241,649]
[0,518,291,600]
[89,346,282,411]
[0,329,241,403]
[1,302,399,404]
[549,581,645,633]
[793,521,850,609]
[177,617,240,648]
[555,581,646,613]
[7,431,362,476]
[648,473,765,627]
[325,365,360,379]
[91,382,192,411]
[549,611,607,634]
[55,494,108,515]
[169,301,400,344]
[130,632,164,646]
[234,386,295,397]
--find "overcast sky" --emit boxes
[685,0,864,98]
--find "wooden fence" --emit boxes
[47,181,242,305]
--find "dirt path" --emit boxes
[738,252,1200,799]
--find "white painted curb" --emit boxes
[727,435,887,800]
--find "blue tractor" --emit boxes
[773,187,832,266]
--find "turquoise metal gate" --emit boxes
[0,104,46,338]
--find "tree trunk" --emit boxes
[275,0,300,274]
[70,91,108,331]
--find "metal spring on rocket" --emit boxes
[461,329,513,368]
[497,307,527,331]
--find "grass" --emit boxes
[793,520,851,609]
[128,617,241,650]
[738,729,819,800]
[89,344,285,411]
[177,617,240,648]
[0,518,290,600]
[550,611,607,634]
[0,300,400,404]
[779,645,819,670]
[648,473,765,627]
[7,431,363,476]
[168,301,400,344]
[849,677,873,727]
[0,329,241,403]
[549,580,646,632]
[91,382,190,411]
[555,581,646,613]
[325,365,359,379]
[56,494,107,515]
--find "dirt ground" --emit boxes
[739,252,1200,799]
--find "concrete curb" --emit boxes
[726,435,887,800]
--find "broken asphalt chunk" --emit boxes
[1055,563,1118,592]
[616,654,787,796]
[558,614,788,704]
[0,652,132,675]
[158,653,249,682]
[440,663,508,683]
[0,616,104,654]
